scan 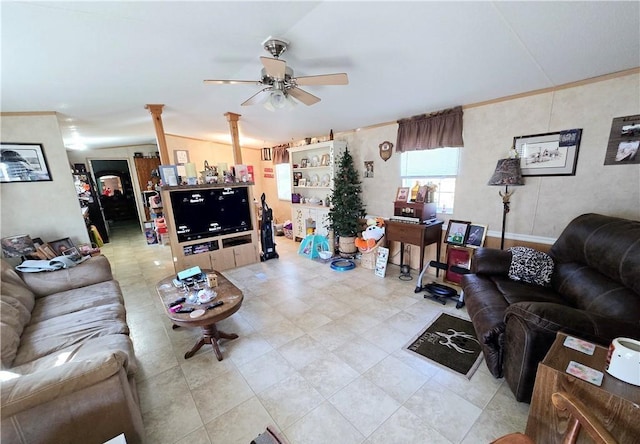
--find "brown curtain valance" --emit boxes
[396,106,464,152]
[272,144,290,164]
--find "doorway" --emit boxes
[90,159,139,231]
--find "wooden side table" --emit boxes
[385,220,443,273]
[526,332,640,443]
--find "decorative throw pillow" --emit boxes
[508,246,554,287]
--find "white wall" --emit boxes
[457,73,640,240]
[1,113,90,246]
[4,73,638,251]
[341,125,401,219]
[341,72,640,242]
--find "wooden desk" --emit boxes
[526,332,640,444]
[385,220,443,272]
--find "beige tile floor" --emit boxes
[101,221,529,444]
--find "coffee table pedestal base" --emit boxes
[184,324,238,361]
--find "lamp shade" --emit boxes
[268,90,287,109]
[488,158,524,186]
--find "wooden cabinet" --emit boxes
[385,220,443,272]
[393,202,437,221]
[292,206,330,240]
[526,332,640,444]
[289,141,346,241]
[133,156,161,221]
[161,184,259,273]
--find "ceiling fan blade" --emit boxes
[203,79,258,85]
[288,87,321,106]
[241,89,269,106]
[260,56,286,79]
[294,73,349,86]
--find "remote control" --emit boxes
[175,308,195,314]
[168,297,186,307]
[206,301,224,310]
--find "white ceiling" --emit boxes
[2,1,639,151]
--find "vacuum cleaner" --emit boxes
[260,193,279,261]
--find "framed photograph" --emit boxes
[62,246,82,261]
[159,165,179,186]
[0,143,53,183]
[174,150,189,164]
[465,224,487,248]
[444,245,473,285]
[445,220,471,245]
[48,238,76,256]
[320,154,330,166]
[300,158,308,168]
[415,185,428,203]
[298,178,307,187]
[513,129,582,176]
[38,244,57,260]
[604,114,640,165]
[395,187,410,202]
[1,234,36,257]
[364,161,374,178]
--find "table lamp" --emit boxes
[488,158,524,249]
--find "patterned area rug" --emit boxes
[405,312,483,379]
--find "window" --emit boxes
[400,147,460,214]
[275,163,292,200]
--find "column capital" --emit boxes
[224,112,241,122]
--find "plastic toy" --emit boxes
[355,217,385,251]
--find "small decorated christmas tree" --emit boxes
[329,148,366,245]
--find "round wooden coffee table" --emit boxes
[156,270,243,361]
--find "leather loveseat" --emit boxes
[1,255,145,443]
[461,213,640,402]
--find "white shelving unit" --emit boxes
[289,140,346,241]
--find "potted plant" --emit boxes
[328,148,366,256]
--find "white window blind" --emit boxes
[275,163,291,201]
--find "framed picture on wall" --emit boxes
[174,150,189,164]
[513,129,582,176]
[0,143,52,183]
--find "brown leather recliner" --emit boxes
[461,213,640,402]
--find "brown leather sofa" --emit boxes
[461,213,640,402]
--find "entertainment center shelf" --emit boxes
[161,184,259,272]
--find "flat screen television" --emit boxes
[169,187,253,243]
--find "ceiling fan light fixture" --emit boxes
[264,89,288,111]
[207,36,349,108]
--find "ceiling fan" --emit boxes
[203,37,348,110]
